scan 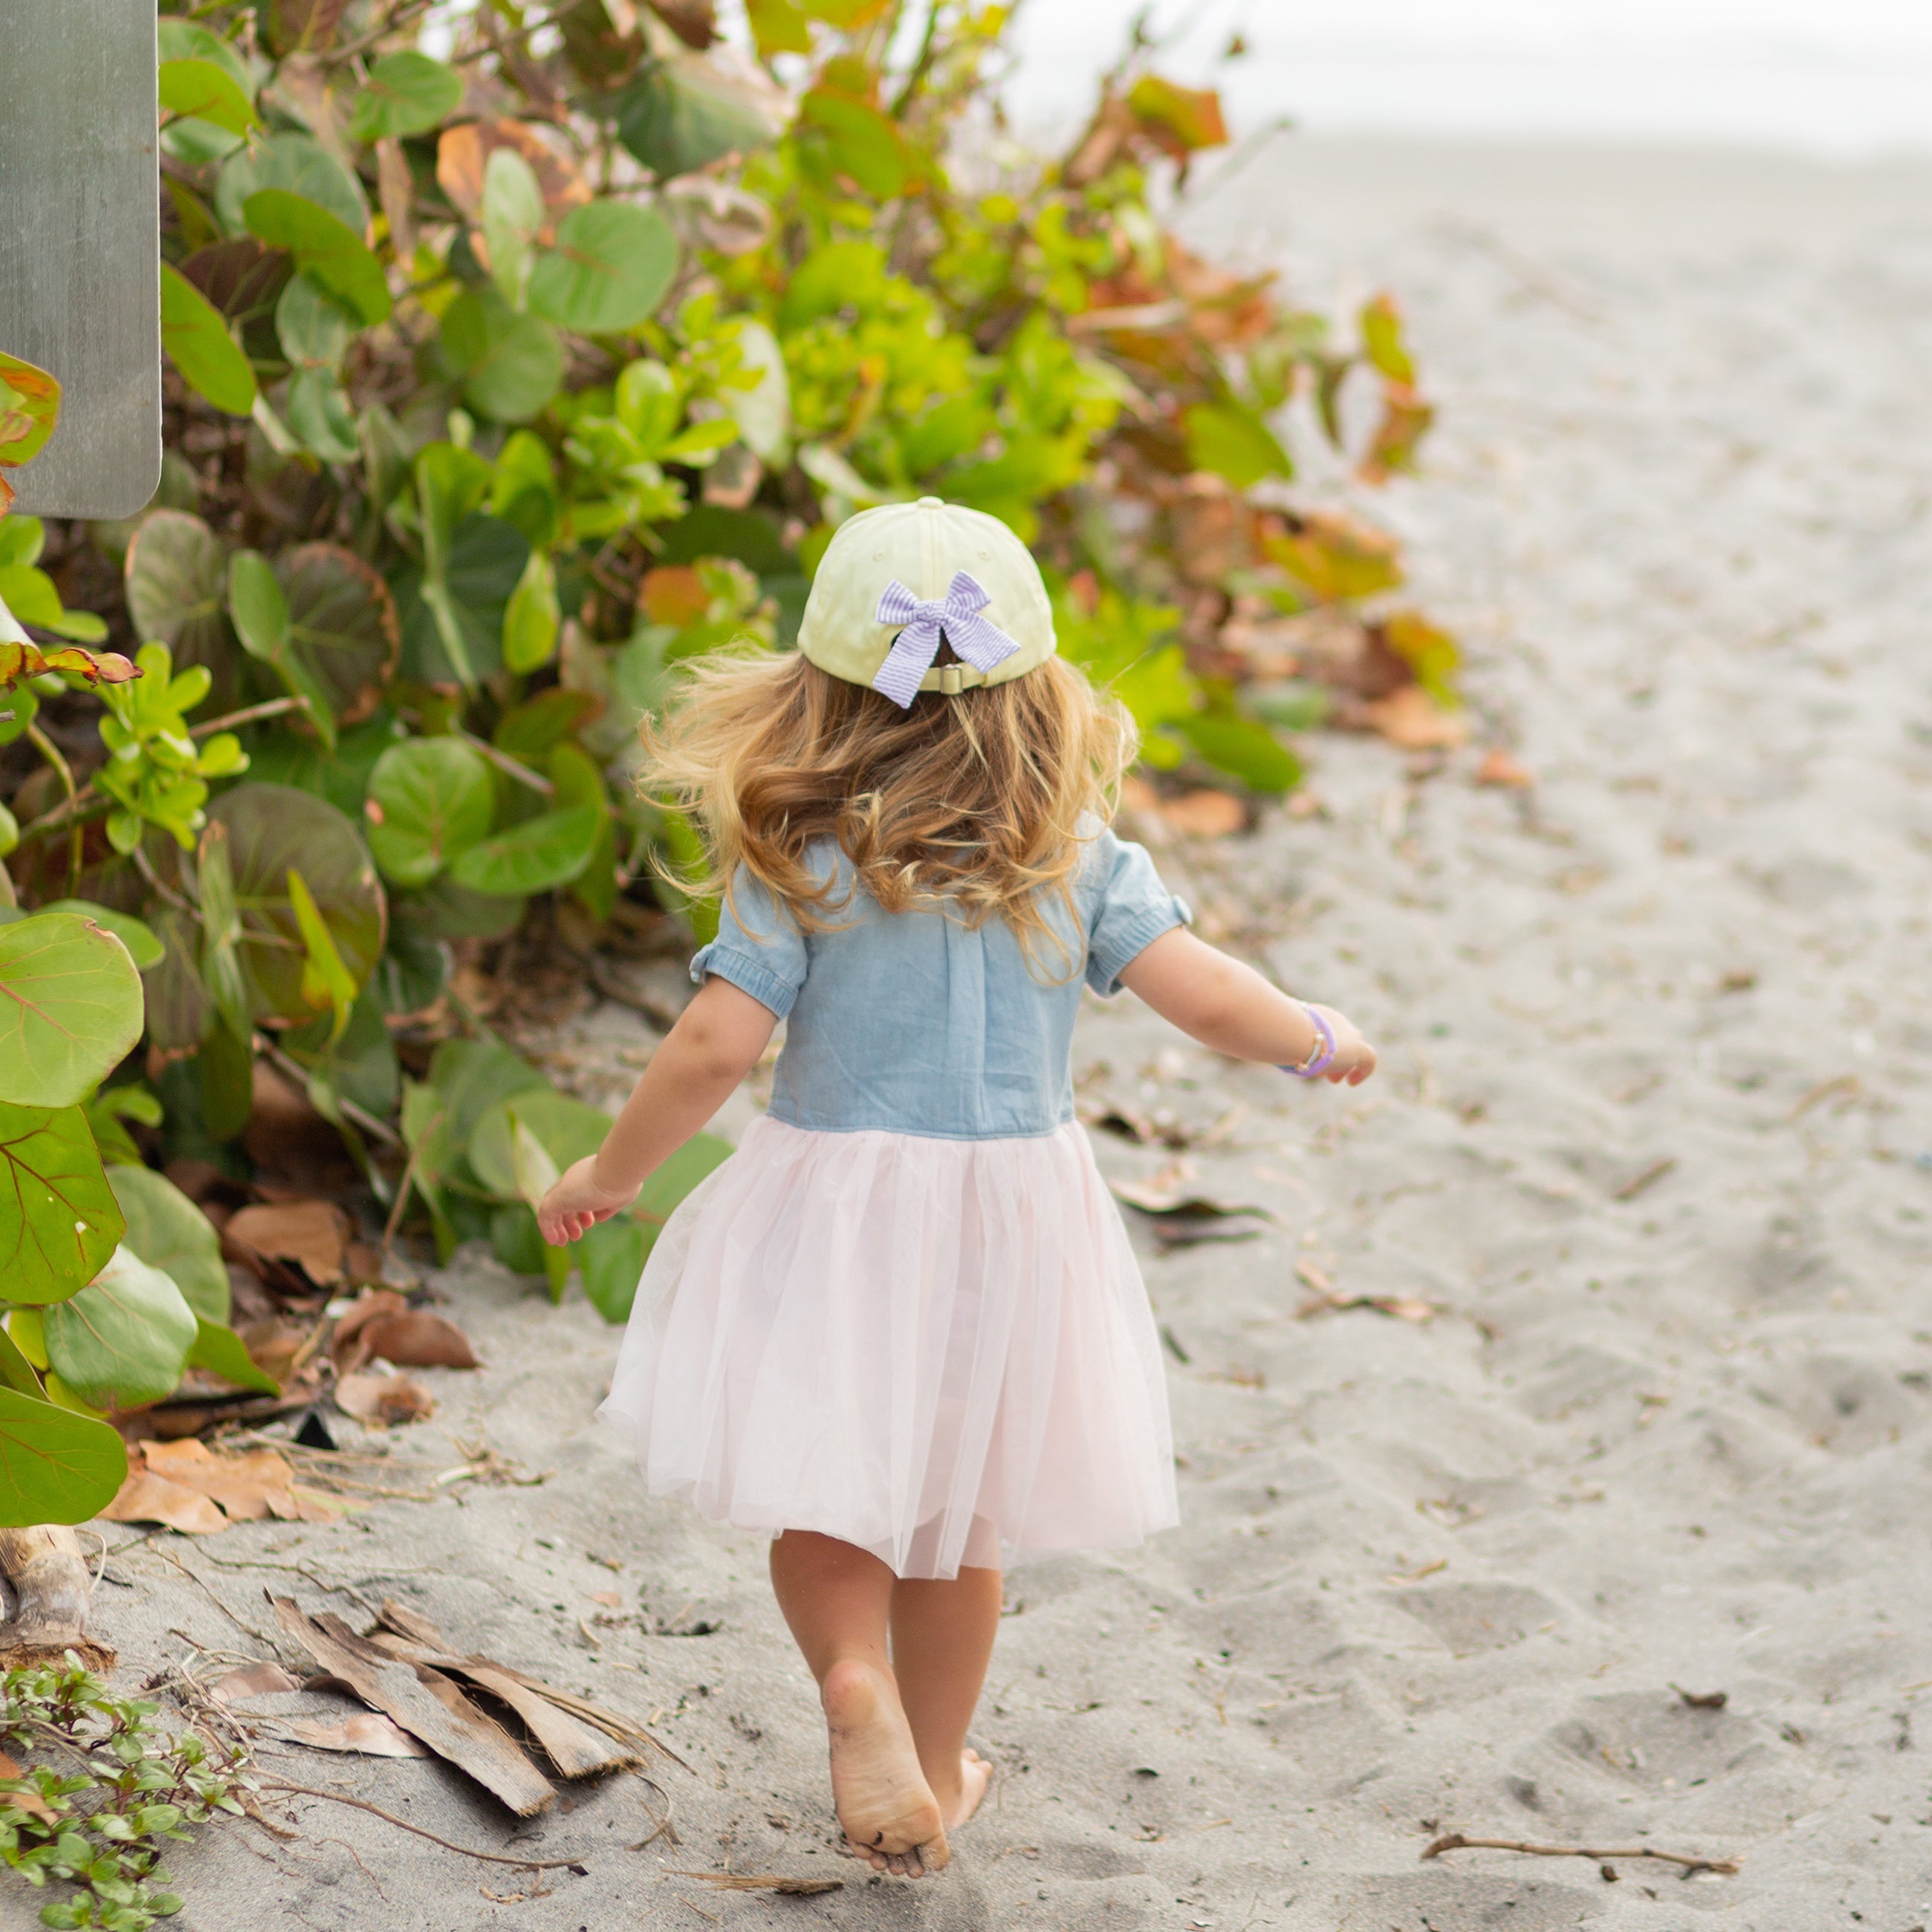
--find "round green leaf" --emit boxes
[392,875,527,942]
[614,48,791,178]
[438,292,564,424]
[108,1164,227,1323]
[366,737,495,889]
[187,1315,279,1394]
[244,192,392,327]
[276,544,401,727]
[44,1245,198,1408]
[1177,710,1302,794]
[217,132,369,239]
[349,50,464,142]
[205,785,386,1023]
[797,88,918,199]
[395,511,531,686]
[1182,402,1291,490]
[159,56,259,138]
[0,912,143,1110]
[579,1216,649,1322]
[160,264,257,416]
[276,273,354,372]
[228,546,289,660]
[124,509,231,673]
[0,1101,125,1306]
[284,365,363,463]
[467,1088,614,1200]
[449,803,600,898]
[34,903,163,973]
[0,1384,128,1529]
[528,201,679,335]
[502,550,560,674]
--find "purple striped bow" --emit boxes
[872,571,1019,708]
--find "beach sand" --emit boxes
[45,138,1932,1931]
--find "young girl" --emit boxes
[537,497,1376,1878]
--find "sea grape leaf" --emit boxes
[392,874,527,942]
[140,905,212,1056]
[276,545,401,728]
[502,550,560,674]
[579,1216,648,1322]
[0,1102,124,1305]
[0,912,145,1110]
[1182,401,1291,490]
[349,50,464,142]
[370,927,450,1020]
[217,132,369,238]
[633,1130,732,1227]
[43,1245,197,1408]
[365,736,494,889]
[187,1316,281,1394]
[448,803,600,897]
[283,988,398,1118]
[797,87,920,199]
[108,1164,227,1323]
[614,47,791,178]
[288,866,358,1040]
[276,273,354,372]
[492,687,599,765]
[0,1384,128,1529]
[396,512,531,687]
[32,903,162,973]
[158,56,260,137]
[528,201,678,334]
[161,264,258,416]
[204,785,386,1023]
[510,1117,561,1214]
[1124,74,1228,152]
[482,146,545,310]
[1179,710,1302,795]
[468,1087,612,1201]
[244,191,392,326]
[551,742,617,919]
[124,510,232,678]
[438,290,564,423]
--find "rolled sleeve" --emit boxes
[1085,831,1191,996]
[687,868,808,1019]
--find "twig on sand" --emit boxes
[671,1870,845,1896]
[1612,1157,1676,1202]
[256,1779,589,1870]
[1422,1832,1739,1877]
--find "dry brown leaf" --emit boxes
[1476,747,1535,788]
[435,119,590,237]
[0,1749,56,1822]
[589,1590,623,1610]
[142,1439,296,1521]
[226,1200,351,1286]
[100,1469,227,1535]
[336,1370,435,1427]
[1363,684,1470,751]
[269,1711,433,1758]
[356,1309,479,1373]
[1161,789,1246,838]
[211,1662,302,1702]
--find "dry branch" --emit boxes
[1422,1832,1739,1876]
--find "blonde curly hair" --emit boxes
[641,647,1136,976]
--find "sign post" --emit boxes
[0,0,161,519]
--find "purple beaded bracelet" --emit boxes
[1281,1005,1336,1080]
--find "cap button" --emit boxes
[916,496,943,509]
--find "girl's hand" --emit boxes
[1306,1005,1378,1086]
[538,1158,637,1246]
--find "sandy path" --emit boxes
[49,140,1932,1932]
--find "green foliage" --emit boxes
[0,1657,251,1929]
[0,0,1461,1505]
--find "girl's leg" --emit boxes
[889,1566,1000,1830]
[768,1531,948,1877]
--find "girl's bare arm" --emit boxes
[1116,927,1376,1084]
[537,976,777,1244]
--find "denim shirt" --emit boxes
[689,829,1190,1141]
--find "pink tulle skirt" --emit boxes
[598,1114,1177,1580]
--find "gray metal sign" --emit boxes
[0,0,161,519]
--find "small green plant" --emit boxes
[0,1655,251,1931]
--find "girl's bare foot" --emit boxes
[933,1748,992,1832]
[822,1659,949,1877]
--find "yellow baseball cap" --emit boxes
[797,497,1057,708]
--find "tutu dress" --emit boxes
[598,827,1188,1579]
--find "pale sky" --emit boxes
[1002,0,1932,155]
